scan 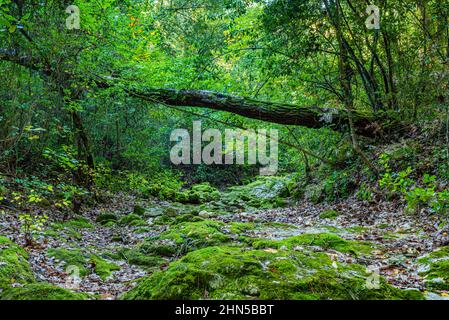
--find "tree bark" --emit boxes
[1,48,379,137]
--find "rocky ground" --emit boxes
[1,180,449,300]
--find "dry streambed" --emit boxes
[1,190,449,300]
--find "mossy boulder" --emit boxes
[157,220,231,249]
[418,246,449,290]
[179,183,220,204]
[251,233,372,256]
[122,220,252,269]
[47,248,119,280]
[123,246,423,300]
[52,217,93,230]
[320,210,341,220]
[118,249,166,269]
[119,214,146,226]
[1,283,88,300]
[96,213,118,225]
[47,248,90,277]
[133,205,146,216]
[90,255,120,280]
[202,176,291,213]
[0,236,35,288]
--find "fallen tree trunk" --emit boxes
[1,49,378,137]
[127,87,377,136]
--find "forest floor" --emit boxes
[1,189,449,300]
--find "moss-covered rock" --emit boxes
[53,217,94,230]
[418,246,449,290]
[122,220,254,269]
[123,246,422,300]
[118,214,146,226]
[90,255,120,280]
[118,249,165,269]
[251,233,373,256]
[178,183,220,204]
[47,248,90,277]
[96,213,118,225]
[202,177,291,213]
[1,283,88,300]
[133,205,146,216]
[0,236,35,288]
[48,218,93,241]
[320,210,341,220]
[46,248,120,280]
[157,220,231,249]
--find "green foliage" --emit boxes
[356,183,373,201]
[18,213,48,245]
[379,154,449,215]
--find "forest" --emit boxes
[0,0,448,302]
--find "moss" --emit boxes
[119,249,165,268]
[227,222,256,234]
[190,177,291,214]
[179,183,220,204]
[0,236,35,288]
[135,227,151,234]
[123,246,422,300]
[418,246,449,290]
[345,226,369,234]
[133,205,146,216]
[251,233,372,256]
[153,215,175,226]
[47,248,89,277]
[123,220,256,268]
[43,229,61,238]
[47,248,120,280]
[139,242,177,257]
[174,214,204,224]
[119,214,146,226]
[96,213,118,225]
[319,210,340,220]
[157,220,231,249]
[1,283,88,300]
[90,255,120,280]
[49,220,86,240]
[52,217,93,230]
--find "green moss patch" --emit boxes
[178,183,220,204]
[123,246,422,300]
[251,233,373,256]
[96,213,118,225]
[53,217,94,230]
[0,236,35,288]
[119,214,146,226]
[1,283,88,300]
[418,246,449,290]
[47,248,119,280]
[90,255,120,280]
[319,210,341,220]
[157,220,231,248]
